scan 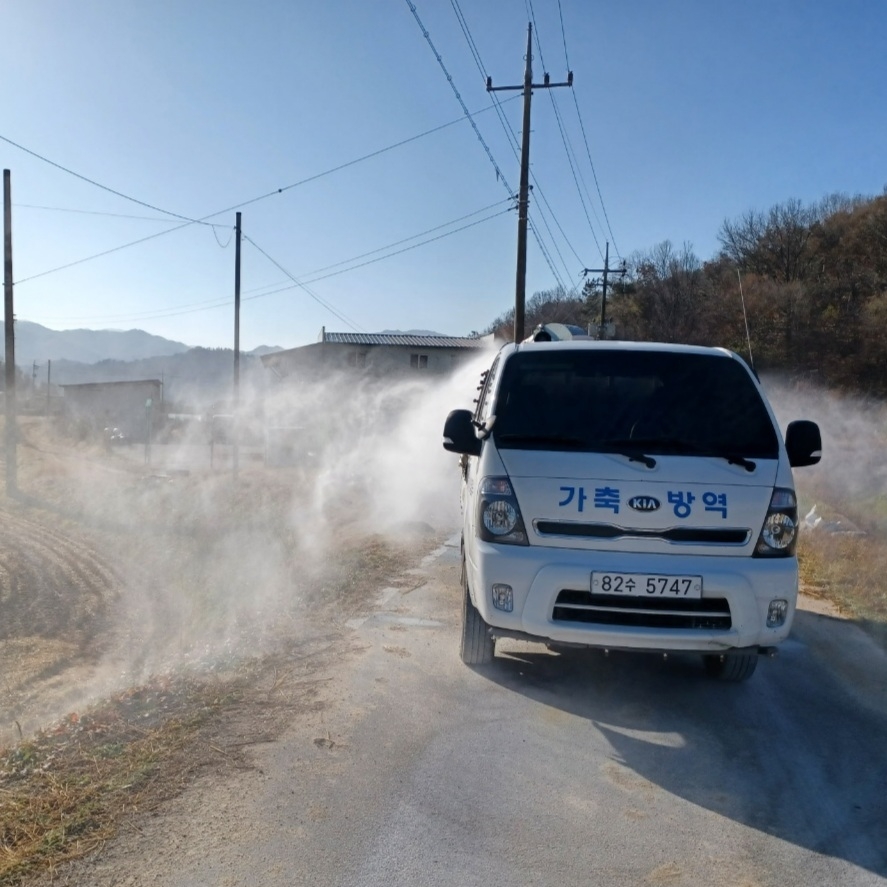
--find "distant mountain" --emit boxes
[6,321,192,366]
[1,324,282,410]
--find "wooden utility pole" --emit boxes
[487,23,572,343]
[583,242,627,339]
[3,169,17,496]
[233,211,241,478]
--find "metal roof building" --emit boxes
[261,328,494,380]
[318,331,488,349]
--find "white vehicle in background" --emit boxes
[442,327,822,681]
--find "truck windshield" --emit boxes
[492,350,779,459]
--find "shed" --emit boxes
[60,379,162,441]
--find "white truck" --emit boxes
[442,330,822,681]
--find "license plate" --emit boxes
[591,572,702,598]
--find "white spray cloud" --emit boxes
[2,350,497,741]
[764,375,887,514]
[113,352,493,669]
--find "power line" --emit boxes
[556,0,571,68]
[568,89,620,258]
[523,3,606,262]
[447,1,581,284]
[13,203,219,225]
[553,1,621,256]
[449,0,488,82]
[0,133,213,226]
[282,198,511,280]
[15,219,199,285]
[244,235,366,333]
[15,202,236,248]
[405,0,513,196]
[547,91,606,260]
[528,223,568,292]
[11,101,517,287]
[32,203,511,326]
[487,85,583,278]
[522,0,620,261]
[294,207,511,287]
[486,20,574,339]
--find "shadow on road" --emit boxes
[477,612,887,878]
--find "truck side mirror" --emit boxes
[442,409,482,456]
[785,420,822,467]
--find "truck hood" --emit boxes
[497,448,780,555]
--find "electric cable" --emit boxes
[448,0,583,280]
[10,101,517,286]
[0,132,214,226]
[293,207,510,287]
[404,0,513,197]
[243,235,366,333]
[14,204,205,224]
[282,198,511,279]
[34,204,510,326]
[523,2,605,261]
[554,0,621,256]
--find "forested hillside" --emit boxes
[485,190,887,394]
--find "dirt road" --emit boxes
[39,537,887,887]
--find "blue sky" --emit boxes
[2,0,885,351]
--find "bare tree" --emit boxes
[627,241,705,342]
[718,199,816,282]
[483,286,584,339]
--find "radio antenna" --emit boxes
[737,270,754,370]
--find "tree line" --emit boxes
[482,189,887,394]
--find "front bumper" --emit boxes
[466,541,798,653]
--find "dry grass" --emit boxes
[797,530,887,645]
[0,672,243,885]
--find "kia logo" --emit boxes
[629,496,661,512]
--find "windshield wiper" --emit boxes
[723,454,757,472]
[622,451,656,468]
[592,439,657,469]
[496,434,657,467]
[620,437,757,471]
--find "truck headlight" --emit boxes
[477,477,528,546]
[753,488,798,557]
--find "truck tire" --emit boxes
[460,582,495,666]
[703,651,758,681]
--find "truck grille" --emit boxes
[534,521,750,545]
[552,590,732,630]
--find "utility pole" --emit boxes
[46,359,51,417]
[3,169,17,496]
[583,242,627,339]
[233,211,241,479]
[487,23,572,343]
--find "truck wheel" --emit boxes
[460,583,495,666]
[703,652,758,682]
